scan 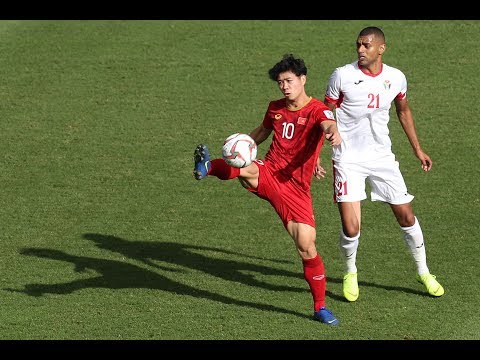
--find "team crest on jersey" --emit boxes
[384,80,391,90]
[323,110,335,119]
[297,117,307,125]
[274,114,282,120]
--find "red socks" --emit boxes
[209,159,240,180]
[303,254,326,311]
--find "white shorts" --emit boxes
[332,154,414,204]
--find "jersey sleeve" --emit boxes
[324,67,342,103]
[314,103,336,123]
[395,71,408,100]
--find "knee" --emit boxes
[397,213,416,227]
[342,224,360,238]
[295,237,317,259]
[296,237,316,253]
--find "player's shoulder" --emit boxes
[382,63,406,78]
[330,61,359,79]
[310,97,328,109]
[335,61,358,72]
[268,98,286,111]
[309,98,335,119]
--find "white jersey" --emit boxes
[325,61,407,163]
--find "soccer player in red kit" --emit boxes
[192,54,342,325]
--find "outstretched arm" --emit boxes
[314,119,342,179]
[249,124,272,146]
[394,97,432,172]
[321,120,342,146]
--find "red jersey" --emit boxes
[262,97,335,191]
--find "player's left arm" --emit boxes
[321,120,342,146]
[394,97,432,172]
[314,120,342,179]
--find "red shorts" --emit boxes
[246,160,315,229]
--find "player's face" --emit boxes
[356,34,385,67]
[276,71,305,101]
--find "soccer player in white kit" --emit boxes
[322,26,444,301]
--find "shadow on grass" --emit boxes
[83,233,304,292]
[327,276,429,299]
[7,233,321,320]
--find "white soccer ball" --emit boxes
[222,133,257,168]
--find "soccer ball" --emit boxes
[222,133,257,168]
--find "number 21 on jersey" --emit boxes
[335,179,348,196]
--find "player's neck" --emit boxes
[360,60,383,76]
[286,95,311,111]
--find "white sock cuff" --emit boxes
[401,216,420,232]
[341,230,360,242]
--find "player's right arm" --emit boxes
[249,124,272,146]
[324,67,341,111]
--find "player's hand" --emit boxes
[416,149,432,172]
[314,158,326,179]
[325,131,342,146]
[421,157,432,172]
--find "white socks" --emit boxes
[401,216,429,275]
[339,231,360,274]
[340,216,429,275]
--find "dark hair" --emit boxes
[358,26,385,43]
[268,54,307,81]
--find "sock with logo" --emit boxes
[401,216,429,275]
[303,254,326,311]
[208,159,240,180]
[339,230,360,274]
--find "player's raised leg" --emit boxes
[193,144,211,180]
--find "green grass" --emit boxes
[0,20,478,340]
